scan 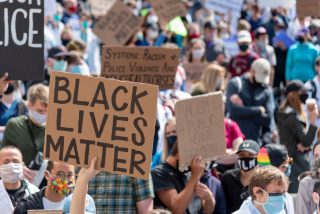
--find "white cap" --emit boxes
[237,30,252,43]
[251,58,271,85]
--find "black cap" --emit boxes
[4,83,14,95]
[48,47,66,59]
[237,140,260,154]
[285,80,307,95]
[204,20,216,29]
[265,144,288,167]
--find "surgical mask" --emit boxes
[239,44,249,52]
[257,40,267,51]
[147,29,159,40]
[0,162,23,183]
[238,157,257,171]
[299,94,308,104]
[147,15,158,25]
[49,174,74,196]
[29,110,47,126]
[70,64,89,75]
[82,20,90,29]
[52,60,67,72]
[192,49,205,60]
[255,188,285,214]
[166,135,177,148]
[284,164,291,177]
[53,14,62,22]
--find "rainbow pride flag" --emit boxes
[257,147,271,166]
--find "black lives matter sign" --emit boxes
[44,72,158,180]
[0,0,44,80]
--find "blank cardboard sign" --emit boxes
[149,0,187,27]
[93,1,143,45]
[88,0,116,17]
[44,71,158,180]
[101,46,180,90]
[175,92,226,169]
[183,63,208,83]
[0,0,44,80]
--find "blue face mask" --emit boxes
[284,165,291,177]
[256,189,285,214]
[52,60,67,72]
[53,14,62,22]
[70,64,88,75]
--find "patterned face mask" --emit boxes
[48,172,75,196]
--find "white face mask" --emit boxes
[192,49,205,60]
[0,163,23,184]
[147,29,159,40]
[147,15,159,25]
[29,110,47,126]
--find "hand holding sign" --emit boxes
[0,72,9,95]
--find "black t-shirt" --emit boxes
[6,180,27,207]
[221,168,249,214]
[151,162,188,212]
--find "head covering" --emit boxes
[258,144,288,167]
[237,30,252,43]
[285,80,307,95]
[254,27,267,37]
[4,83,15,95]
[251,58,271,85]
[63,193,96,214]
[237,140,260,154]
[204,20,216,29]
[297,27,310,37]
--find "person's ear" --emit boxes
[44,170,51,181]
[253,187,264,198]
[312,192,320,204]
[27,101,32,109]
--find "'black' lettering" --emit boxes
[90,112,109,138]
[112,86,128,111]
[113,146,128,173]
[97,142,114,168]
[130,86,148,115]
[56,108,73,132]
[64,138,80,164]
[80,139,95,165]
[111,116,128,141]
[130,149,146,175]
[45,135,65,161]
[54,76,71,104]
[132,117,147,146]
[91,82,109,110]
[73,79,89,106]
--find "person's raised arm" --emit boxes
[157,156,204,214]
[70,157,99,214]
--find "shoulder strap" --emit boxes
[25,118,38,152]
[310,79,317,99]
[235,76,242,93]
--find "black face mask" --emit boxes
[238,157,257,171]
[166,135,177,148]
[297,37,305,44]
[61,39,71,46]
[239,44,249,52]
[299,94,308,104]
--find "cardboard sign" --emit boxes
[88,0,116,17]
[297,0,320,18]
[28,211,62,214]
[93,1,143,45]
[183,63,207,83]
[101,46,179,90]
[258,0,295,9]
[0,0,44,80]
[149,0,187,26]
[175,92,226,169]
[44,71,158,180]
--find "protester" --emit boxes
[277,80,318,193]
[226,58,275,144]
[234,166,289,214]
[0,146,39,213]
[312,180,320,214]
[151,143,214,214]
[296,143,320,214]
[286,27,319,83]
[14,161,75,213]
[221,140,260,214]
[2,84,49,187]
[257,144,295,213]
[227,30,259,78]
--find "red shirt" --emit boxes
[224,118,245,149]
[228,52,259,77]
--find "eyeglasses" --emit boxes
[55,171,74,179]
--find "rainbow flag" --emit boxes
[257,147,271,166]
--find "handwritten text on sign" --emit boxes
[0,0,44,80]
[44,72,158,180]
[93,0,142,45]
[101,46,179,89]
[175,92,226,169]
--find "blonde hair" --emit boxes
[200,64,226,93]
[27,84,49,106]
[161,118,176,162]
[249,166,289,200]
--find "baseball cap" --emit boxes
[63,193,96,214]
[237,30,252,43]
[237,140,260,154]
[285,80,307,95]
[251,58,271,85]
[254,27,267,37]
[204,20,216,29]
[257,144,288,167]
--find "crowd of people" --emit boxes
[2,0,320,213]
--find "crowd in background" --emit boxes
[2,0,320,213]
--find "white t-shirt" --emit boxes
[42,197,65,210]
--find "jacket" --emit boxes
[14,188,45,214]
[0,179,38,214]
[233,197,288,214]
[295,175,317,214]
